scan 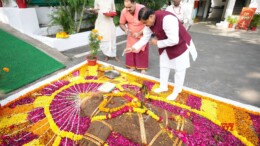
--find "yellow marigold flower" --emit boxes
[3,67,9,72]
[92,29,98,33]
[98,35,103,41]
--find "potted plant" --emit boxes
[87,29,103,66]
[227,16,238,28]
[249,13,260,31]
[49,0,90,34]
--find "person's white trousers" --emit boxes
[160,67,186,94]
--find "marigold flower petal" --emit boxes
[3,67,9,72]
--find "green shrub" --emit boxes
[250,13,260,28]
[227,16,238,25]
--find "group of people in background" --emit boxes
[92,0,197,101]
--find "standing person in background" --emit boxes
[123,7,197,100]
[166,0,192,30]
[120,0,149,74]
[94,0,120,62]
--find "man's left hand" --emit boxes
[122,48,133,56]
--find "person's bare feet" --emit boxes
[104,56,109,62]
[128,68,135,72]
[141,70,146,74]
[114,57,120,62]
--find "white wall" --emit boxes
[0,7,125,51]
[0,8,39,34]
[34,7,57,26]
[250,0,260,13]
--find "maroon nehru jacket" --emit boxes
[150,10,191,59]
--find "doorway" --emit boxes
[232,0,251,15]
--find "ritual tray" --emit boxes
[104,70,120,79]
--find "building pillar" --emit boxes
[224,0,236,20]
[202,0,210,21]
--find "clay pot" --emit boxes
[86,56,97,66]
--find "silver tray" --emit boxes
[104,70,120,79]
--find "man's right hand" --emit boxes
[123,48,133,54]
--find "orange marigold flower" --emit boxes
[98,36,103,41]
[92,29,98,33]
[3,67,9,72]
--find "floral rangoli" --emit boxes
[0,63,259,146]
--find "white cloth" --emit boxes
[160,67,171,90]
[100,39,117,57]
[94,0,117,57]
[133,15,197,71]
[159,67,186,94]
[165,3,192,30]
[174,69,186,93]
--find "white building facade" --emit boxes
[182,0,259,24]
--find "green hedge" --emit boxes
[27,0,60,6]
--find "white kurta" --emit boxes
[94,0,117,57]
[165,3,192,30]
[132,15,197,71]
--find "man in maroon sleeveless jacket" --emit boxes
[124,7,197,100]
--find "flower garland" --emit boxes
[92,106,162,122]
[94,92,162,122]
[98,92,139,113]
[133,107,162,122]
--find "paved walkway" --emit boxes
[1,21,260,108]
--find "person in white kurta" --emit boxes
[124,8,197,100]
[165,0,192,30]
[94,0,119,61]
